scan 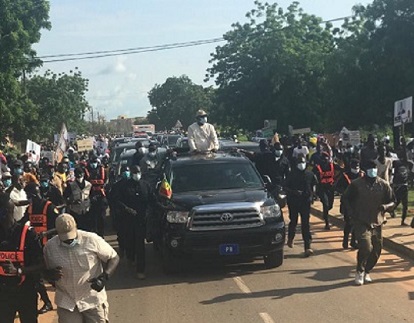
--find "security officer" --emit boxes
[140,143,162,188]
[39,173,65,210]
[64,167,92,232]
[84,155,107,237]
[337,159,365,249]
[107,165,131,257]
[392,158,409,225]
[284,156,318,257]
[118,165,153,279]
[313,152,336,230]
[0,193,44,322]
[25,183,59,314]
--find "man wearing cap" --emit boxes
[43,213,119,322]
[342,160,394,286]
[187,109,219,153]
[0,193,44,323]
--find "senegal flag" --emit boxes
[159,178,172,199]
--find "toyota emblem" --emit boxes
[220,213,233,222]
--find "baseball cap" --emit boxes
[55,214,77,241]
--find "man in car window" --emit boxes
[187,109,219,153]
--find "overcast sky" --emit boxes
[33,0,372,121]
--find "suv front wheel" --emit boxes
[263,249,284,268]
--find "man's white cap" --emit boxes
[55,213,77,241]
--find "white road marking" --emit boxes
[259,312,276,323]
[232,276,252,294]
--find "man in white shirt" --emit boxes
[187,109,219,153]
[292,140,310,159]
[7,174,29,222]
[44,214,119,323]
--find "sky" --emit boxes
[33,0,373,121]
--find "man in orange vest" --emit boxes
[338,159,365,249]
[25,182,60,314]
[313,152,337,230]
[84,155,107,237]
[0,193,44,322]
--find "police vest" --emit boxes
[316,164,335,185]
[85,167,106,196]
[67,181,91,215]
[0,222,30,286]
[28,201,51,245]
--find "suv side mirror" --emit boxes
[262,175,272,185]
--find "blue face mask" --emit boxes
[3,179,12,188]
[40,181,49,189]
[14,168,23,175]
[62,238,79,248]
[122,171,131,179]
[91,162,98,169]
[367,168,378,178]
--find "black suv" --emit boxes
[155,152,285,273]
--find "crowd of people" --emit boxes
[1,107,414,321]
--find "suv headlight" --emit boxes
[261,204,281,219]
[166,211,189,223]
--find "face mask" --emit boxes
[76,176,84,183]
[148,151,156,158]
[274,150,283,157]
[122,171,131,179]
[3,179,12,188]
[297,162,307,171]
[91,162,98,169]
[14,168,23,175]
[198,117,207,125]
[40,181,49,189]
[62,238,79,248]
[347,148,354,153]
[132,173,141,181]
[138,147,146,154]
[366,168,378,178]
[350,168,360,174]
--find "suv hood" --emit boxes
[171,189,268,209]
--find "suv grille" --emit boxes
[189,204,264,231]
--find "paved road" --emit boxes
[38,213,414,323]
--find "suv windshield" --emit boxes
[170,162,263,193]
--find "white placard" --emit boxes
[394,96,412,127]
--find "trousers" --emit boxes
[287,198,312,250]
[354,223,382,273]
[0,285,38,323]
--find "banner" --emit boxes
[26,140,41,164]
[77,138,94,152]
[394,96,413,127]
[55,123,68,163]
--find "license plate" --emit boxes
[219,244,240,256]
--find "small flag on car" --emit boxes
[159,178,172,199]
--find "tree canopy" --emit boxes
[147,75,215,130]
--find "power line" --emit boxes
[38,15,353,64]
[41,39,224,63]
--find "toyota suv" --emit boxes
[155,152,285,273]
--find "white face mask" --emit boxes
[198,117,207,125]
[148,151,156,158]
[350,168,360,174]
[132,173,141,181]
[297,162,307,171]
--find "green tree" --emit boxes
[207,1,334,133]
[24,69,90,140]
[147,75,215,130]
[325,0,414,131]
[0,0,50,142]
